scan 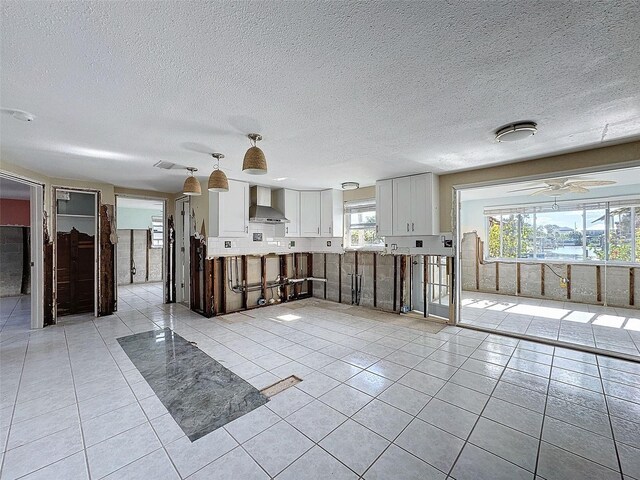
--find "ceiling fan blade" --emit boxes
[530,188,555,196]
[567,180,617,187]
[508,186,547,193]
[567,185,589,193]
[544,177,570,187]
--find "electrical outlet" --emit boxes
[224,241,231,248]
[391,243,398,250]
[415,240,423,248]
[289,240,296,247]
[444,239,453,248]
[253,233,263,242]
[326,241,331,247]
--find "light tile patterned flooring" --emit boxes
[1,283,640,479]
[461,291,640,359]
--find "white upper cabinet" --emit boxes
[392,176,412,235]
[387,173,439,236]
[376,179,393,236]
[209,179,249,237]
[273,189,300,237]
[300,191,321,237]
[321,189,344,237]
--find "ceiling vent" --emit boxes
[153,160,181,170]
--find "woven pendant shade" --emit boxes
[208,169,229,192]
[183,168,201,196]
[242,134,268,175]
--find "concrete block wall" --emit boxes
[0,226,27,297]
[462,231,639,309]
[312,252,401,313]
[116,229,163,285]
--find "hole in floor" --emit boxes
[260,375,302,398]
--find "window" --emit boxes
[344,200,384,249]
[150,216,163,248]
[485,199,639,263]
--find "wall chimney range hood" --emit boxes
[249,186,289,224]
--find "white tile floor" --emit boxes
[1,283,640,479]
[461,291,640,359]
[0,295,30,336]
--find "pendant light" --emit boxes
[208,153,229,192]
[242,133,267,175]
[183,167,201,196]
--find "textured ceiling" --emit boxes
[1,1,640,193]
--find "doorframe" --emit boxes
[451,159,640,328]
[52,186,100,320]
[114,193,168,303]
[0,171,45,329]
[174,195,191,307]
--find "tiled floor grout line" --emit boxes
[90,311,183,480]
[62,327,93,480]
[444,336,521,478]
[595,355,626,480]
[0,333,29,478]
[532,345,555,478]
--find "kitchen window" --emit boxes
[344,199,384,249]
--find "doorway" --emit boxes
[410,254,452,319]
[454,164,640,360]
[54,188,98,318]
[174,196,191,306]
[0,173,44,330]
[115,196,166,309]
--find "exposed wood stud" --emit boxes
[631,268,635,306]
[323,253,327,299]
[393,255,398,311]
[516,263,521,295]
[423,255,427,318]
[495,262,499,291]
[373,253,377,308]
[293,253,300,299]
[475,237,480,290]
[307,253,313,296]
[566,264,572,300]
[220,257,227,314]
[241,255,248,309]
[129,230,134,284]
[399,256,406,312]
[596,265,602,303]
[279,254,287,302]
[261,256,267,301]
[338,254,342,304]
[540,263,545,296]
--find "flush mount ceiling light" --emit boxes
[495,122,537,142]
[242,133,267,175]
[208,153,229,192]
[183,167,201,196]
[341,182,360,190]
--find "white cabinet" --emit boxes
[300,191,321,237]
[209,179,249,237]
[390,173,439,236]
[375,179,393,236]
[273,189,300,237]
[321,189,343,237]
[392,176,412,235]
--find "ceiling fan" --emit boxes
[508,177,616,196]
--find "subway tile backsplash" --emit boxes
[207,222,344,257]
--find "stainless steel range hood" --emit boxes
[249,186,289,224]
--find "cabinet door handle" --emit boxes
[245,226,248,233]
[317,227,320,234]
[412,222,414,232]
[329,226,332,234]
[376,225,379,233]
[286,226,288,234]
[407,223,409,232]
